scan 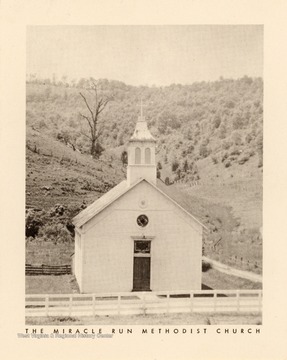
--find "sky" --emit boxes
[27,25,263,86]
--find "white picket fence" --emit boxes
[26,289,262,317]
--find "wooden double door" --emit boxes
[133,256,151,291]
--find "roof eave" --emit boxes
[147,180,207,230]
[72,178,144,228]
[72,177,206,231]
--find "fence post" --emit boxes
[236,290,240,313]
[190,292,194,313]
[166,292,170,314]
[69,296,72,316]
[45,295,49,316]
[117,295,121,315]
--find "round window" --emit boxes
[137,214,149,227]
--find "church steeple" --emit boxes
[127,100,157,186]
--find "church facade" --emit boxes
[72,111,204,293]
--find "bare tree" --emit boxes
[79,80,112,158]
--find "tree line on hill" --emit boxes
[26,75,263,181]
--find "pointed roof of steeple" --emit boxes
[129,99,156,142]
[129,116,156,142]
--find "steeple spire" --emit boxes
[127,102,157,186]
[138,98,146,119]
[130,100,156,142]
[136,97,147,121]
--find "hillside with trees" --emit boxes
[26,75,263,170]
[26,75,263,273]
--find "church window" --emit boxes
[135,147,141,164]
[134,241,151,254]
[145,148,151,164]
[137,214,149,227]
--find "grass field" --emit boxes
[26,312,261,325]
[26,240,74,265]
[189,155,262,231]
[26,275,79,294]
[25,267,262,295]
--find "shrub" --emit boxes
[238,155,250,165]
[213,115,221,129]
[211,156,218,164]
[245,133,253,144]
[225,161,231,168]
[121,151,128,165]
[56,316,78,322]
[93,141,104,158]
[230,148,241,156]
[222,140,232,150]
[165,177,170,185]
[221,152,228,162]
[39,222,73,243]
[218,124,227,139]
[232,113,245,130]
[232,131,242,145]
[199,144,211,158]
[176,168,182,179]
[182,159,189,172]
[171,159,179,172]
[202,260,212,272]
[190,162,198,174]
[181,142,194,157]
[25,210,43,238]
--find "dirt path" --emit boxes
[203,256,262,283]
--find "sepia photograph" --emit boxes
[2,0,287,359]
[25,25,263,326]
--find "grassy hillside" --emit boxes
[26,126,124,210]
[25,126,125,254]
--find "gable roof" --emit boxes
[151,180,206,229]
[73,180,129,228]
[73,178,206,229]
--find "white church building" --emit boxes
[72,110,204,293]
